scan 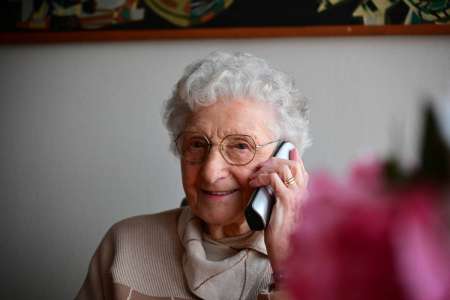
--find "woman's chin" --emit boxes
[187,190,251,233]
[195,205,246,229]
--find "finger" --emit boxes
[250,158,299,179]
[252,159,275,174]
[254,156,294,170]
[289,148,299,161]
[269,172,289,197]
[249,166,293,190]
[249,173,273,187]
[281,164,296,189]
[297,158,309,187]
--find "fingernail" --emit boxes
[289,148,297,161]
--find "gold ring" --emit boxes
[284,176,296,187]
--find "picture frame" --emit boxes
[1,0,449,44]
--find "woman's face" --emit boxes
[180,99,278,231]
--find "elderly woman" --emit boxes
[76,51,310,300]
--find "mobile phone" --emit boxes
[245,141,295,231]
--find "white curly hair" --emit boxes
[163,51,311,154]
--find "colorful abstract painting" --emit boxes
[1,0,448,37]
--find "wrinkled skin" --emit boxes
[181,99,308,271]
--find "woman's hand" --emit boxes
[248,148,308,272]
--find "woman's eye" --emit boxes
[233,143,250,150]
[191,140,206,148]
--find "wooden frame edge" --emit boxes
[1,24,449,44]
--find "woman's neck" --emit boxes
[206,221,251,240]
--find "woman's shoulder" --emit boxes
[92,207,188,270]
[77,208,191,299]
[113,207,184,227]
[108,207,185,240]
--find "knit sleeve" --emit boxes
[256,265,290,300]
[75,228,115,300]
[257,290,291,300]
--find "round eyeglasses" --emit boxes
[175,132,280,166]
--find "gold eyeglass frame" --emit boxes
[175,131,280,166]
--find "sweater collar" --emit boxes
[177,207,269,300]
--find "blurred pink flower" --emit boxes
[392,188,450,300]
[349,155,384,193]
[283,161,450,300]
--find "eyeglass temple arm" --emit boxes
[255,139,282,149]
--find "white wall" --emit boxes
[0,37,449,299]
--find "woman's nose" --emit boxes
[200,147,228,184]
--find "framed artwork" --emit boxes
[1,0,449,43]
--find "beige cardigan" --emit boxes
[75,207,283,300]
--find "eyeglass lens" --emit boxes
[177,133,256,165]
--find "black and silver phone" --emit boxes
[245,141,296,231]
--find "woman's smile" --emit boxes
[200,188,240,200]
